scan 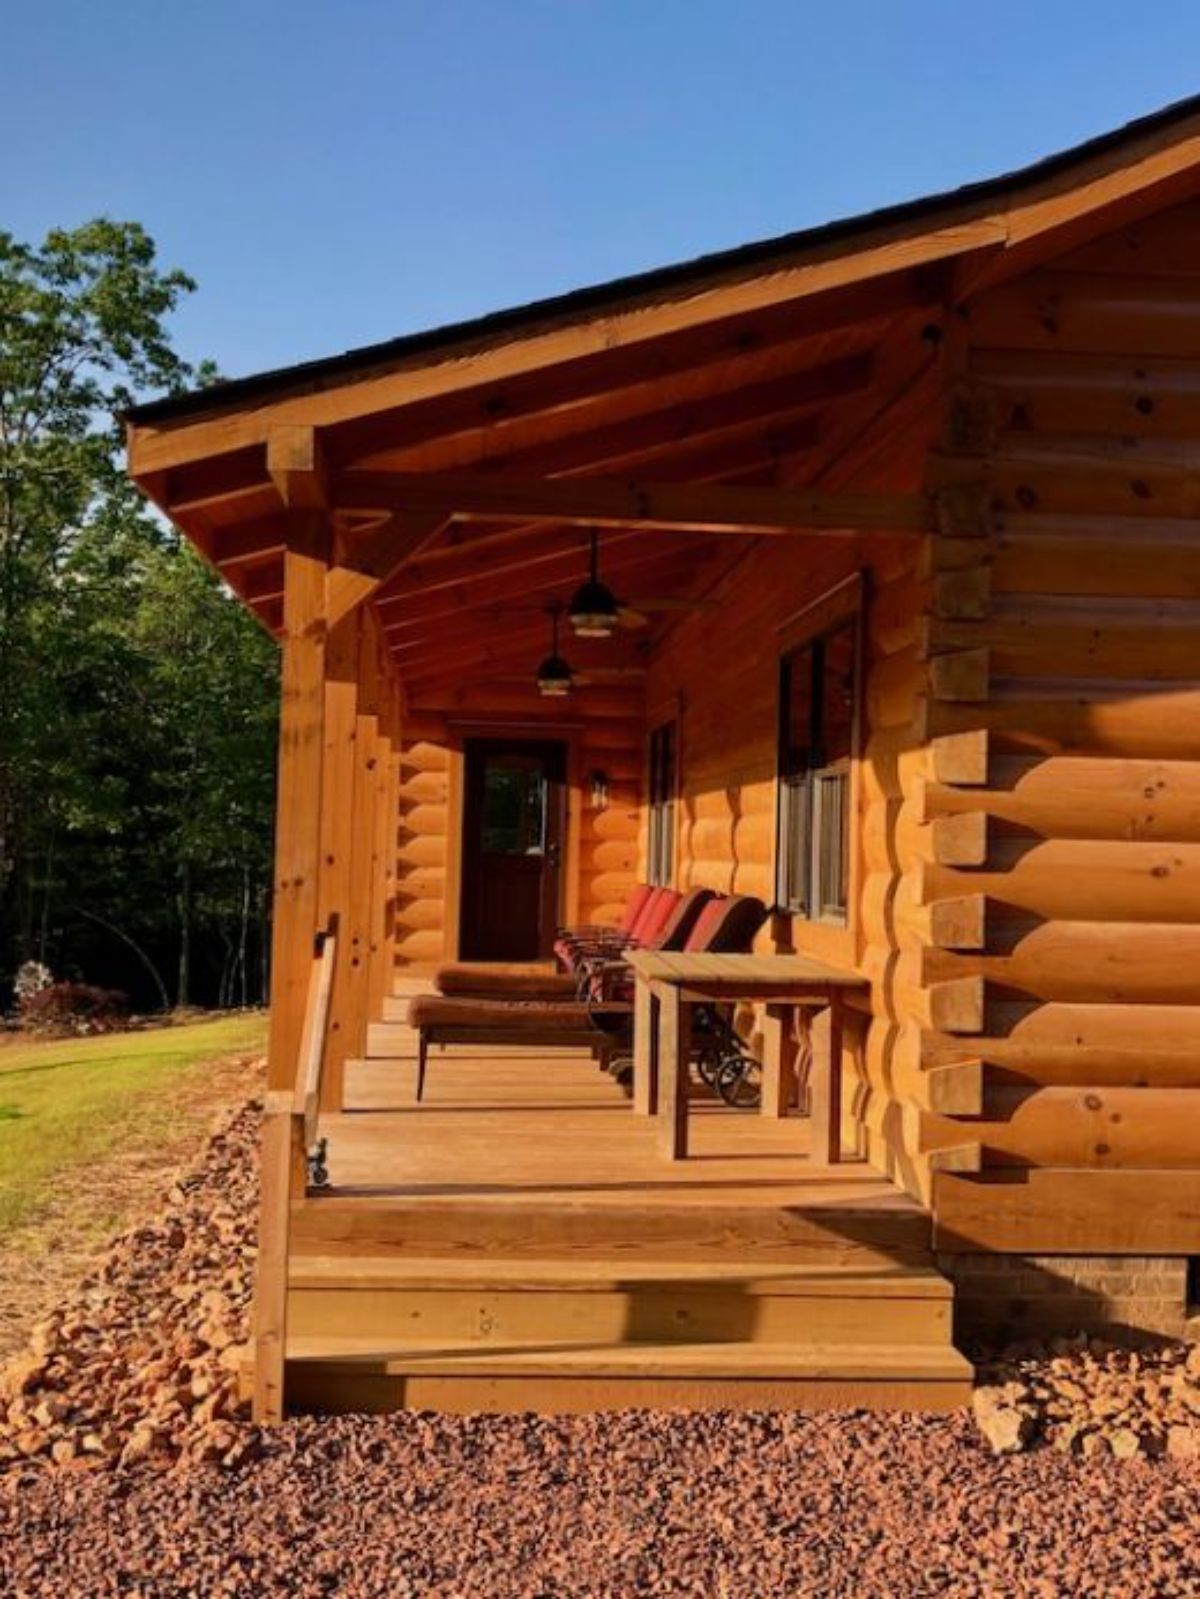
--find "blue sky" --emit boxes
[5,1,1200,392]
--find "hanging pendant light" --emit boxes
[568,529,620,638]
[535,605,573,697]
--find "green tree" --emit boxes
[0,220,278,1009]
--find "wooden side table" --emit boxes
[623,951,868,1163]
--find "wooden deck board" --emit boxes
[325,1048,916,1216]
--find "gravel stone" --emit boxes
[1,1090,1199,1595]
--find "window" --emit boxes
[776,612,859,921]
[647,720,677,887]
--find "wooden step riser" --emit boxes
[291,1203,931,1263]
[280,1366,972,1416]
[286,1286,951,1347]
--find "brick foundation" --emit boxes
[937,1254,1194,1345]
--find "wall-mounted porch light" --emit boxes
[589,769,610,811]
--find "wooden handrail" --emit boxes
[292,916,339,1149]
[252,915,338,1425]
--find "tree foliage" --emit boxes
[0,221,278,1009]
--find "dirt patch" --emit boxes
[0,1050,262,1359]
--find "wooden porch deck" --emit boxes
[264,982,972,1416]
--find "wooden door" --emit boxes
[459,739,567,961]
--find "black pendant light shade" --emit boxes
[568,530,620,638]
[536,606,573,697]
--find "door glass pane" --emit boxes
[482,764,545,855]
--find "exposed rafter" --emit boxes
[331,470,931,539]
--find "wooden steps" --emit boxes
[270,1037,971,1416]
[273,1237,970,1414]
[277,1339,972,1415]
[290,1194,932,1265]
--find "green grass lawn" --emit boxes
[0,1014,267,1237]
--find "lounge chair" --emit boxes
[410,892,767,1100]
[433,886,712,1001]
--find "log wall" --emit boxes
[393,683,644,971]
[920,197,1200,1247]
[643,357,947,1185]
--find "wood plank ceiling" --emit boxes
[140,262,944,704]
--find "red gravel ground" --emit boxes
[2,1098,1199,1596]
[3,1407,1200,1597]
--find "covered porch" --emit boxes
[122,157,1019,1420]
[275,978,969,1416]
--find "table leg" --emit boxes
[655,982,691,1161]
[632,974,659,1116]
[808,997,844,1166]
[760,1003,798,1119]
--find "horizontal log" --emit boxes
[398,773,448,804]
[989,514,1200,600]
[400,742,450,775]
[392,866,444,897]
[863,1019,984,1113]
[924,595,1200,681]
[933,1168,1200,1254]
[925,921,1200,1005]
[587,839,638,874]
[925,680,1200,760]
[969,271,1200,363]
[396,834,446,869]
[392,897,443,932]
[917,755,1200,842]
[861,872,985,951]
[919,1019,1200,1089]
[869,565,990,656]
[334,470,933,538]
[921,840,1200,924]
[393,928,445,964]
[862,801,987,874]
[971,347,1200,440]
[578,870,639,907]
[917,1086,1200,1169]
[398,804,448,839]
[588,809,641,844]
[866,645,925,729]
[928,648,989,702]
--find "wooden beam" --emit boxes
[314,611,361,1109]
[356,354,867,478]
[128,270,946,476]
[266,517,330,1092]
[325,509,451,628]
[212,518,288,568]
[268,424,329,510]
[332,470,931,538]
[380,544,714,640]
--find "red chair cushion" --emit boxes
[617,883,655,936]
[683,894,768,954]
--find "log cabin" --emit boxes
[127,96,1200,1421]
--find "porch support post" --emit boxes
[340,620,381,1067]
[368,653,402,1018]
[314,608,361,1110]
[266,515,330,1091]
